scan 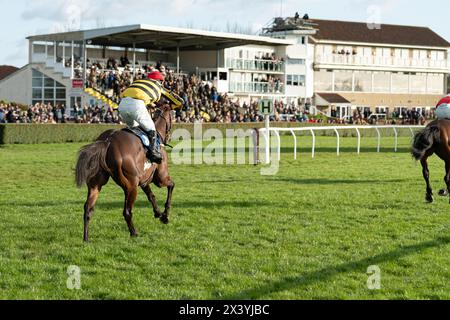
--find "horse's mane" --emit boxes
[153,104,171,119]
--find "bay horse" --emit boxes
[75,104,175,241]
[412,119,450,203]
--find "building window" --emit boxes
[288,58,305,65]
[314,70,333,92]
[32,68,66,106]
[286,74,305,87]
[373,72,390,93]
[354,71,372,92]
[334,70,353,92]
[428,73,444,94]
[391,72,409,93]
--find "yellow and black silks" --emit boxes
[122,79,183,109]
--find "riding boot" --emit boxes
[145,130,163,164]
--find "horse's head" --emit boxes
[154,104,173,145]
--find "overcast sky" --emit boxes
[2,0,450,67]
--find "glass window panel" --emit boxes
[373,72,390,92]
[314,70,333,92]
[410,74,427,93]
[334,70,353,91]
[32,69,42,78]
[391,73,409,93]
[293,75,299,86]
[32,88,42,99]
[354,71,372,92]
[44,77,55,87]
[32,100,42,106]
[287,75,292,86]
[55,80,65,88]
[56,88,66,99]
[44,88,54,99]
[32,77,43,87]
[299,75,305,86]
[428,74,444,94]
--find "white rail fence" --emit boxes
[257,125,425,164]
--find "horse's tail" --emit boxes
[75,140,110,188]
[411,125,440,161]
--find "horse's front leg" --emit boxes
[445,161,450,204]
[141,184,162,219]
[160,179,175,225]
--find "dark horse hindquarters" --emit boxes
[412,119,450,203]
[412,124,440,161]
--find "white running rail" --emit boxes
[257,125,425,164]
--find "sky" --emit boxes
[1,0,450,68]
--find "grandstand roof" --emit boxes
[315,93,351,105]
[27,24,294,50]
[265,17,450,48]
[0,65,19,81]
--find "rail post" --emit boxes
[334,128,340,156]
[290,129,297,160]
[375,127,381,153]
[310,129,316,158]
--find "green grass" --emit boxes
[1,134,450,300]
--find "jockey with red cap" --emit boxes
[118,70,183,163]
[435,94,450,120]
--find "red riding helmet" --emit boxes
[148,71,165,82]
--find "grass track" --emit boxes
[1,135,450,299]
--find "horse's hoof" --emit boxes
[160,216,169,225]
[426,194,434,203]
[154,212,162,219]
[130,232,139,238]
[439,189,449,197]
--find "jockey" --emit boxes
[435,94,450,120]
[118,71,183,163]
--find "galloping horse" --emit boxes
[75,104,175,241]
[412,119,450,203]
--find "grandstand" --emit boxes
[0,24,294,116]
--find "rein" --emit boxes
[154,107,173,146]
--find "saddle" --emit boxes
[122,127,151,149]
[122,127,164,151]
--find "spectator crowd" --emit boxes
[0,58,436,125]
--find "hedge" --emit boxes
[0,122,418,145]
[0,124,123,144]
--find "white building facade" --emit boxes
[264,17,450,118]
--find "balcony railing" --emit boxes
[315,54,450,69]
[226,58,285,72]
[229,81,284,94]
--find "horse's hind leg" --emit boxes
[421,156,433,203]
[84,187,100,242]
[83,173,109,242]
[123,186,138,237]
[141,185,162,219]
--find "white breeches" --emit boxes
[118,97,155,131]
[436,105,450,120]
